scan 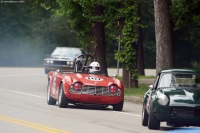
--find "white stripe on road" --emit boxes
[0,87,142,117]
[0,88,45,99]
[115,111,142,117]
[0,74,45,78]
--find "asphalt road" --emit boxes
[0,68,179,133]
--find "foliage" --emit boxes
[56,0,121,52]
[45,0,142,86]
[0,3,41,66]
[115,1,140,80]
[139,75,155,79]
[124,84,148,97]
[0,0,146,71]
[117,75,151,97]
[140,0,156,68]
[1,0,200,71]
[171,0,200,68]
[0,1,80,66]
[55,0,142,74]
[55,0,93,51]
[171,0,200,30]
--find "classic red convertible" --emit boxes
[47,54,124,111]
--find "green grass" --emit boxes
[138,75,155,79]
[116,76,153,97]
[117,75,155,80]
[124,84,148,97]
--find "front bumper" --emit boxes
[155,113,200,126]
[66,93,123,105]
[44,64,74,71]
[154,105,200,125]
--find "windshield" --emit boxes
[76,55,94,72]
[158,73,200,88]
[51,47,82,58]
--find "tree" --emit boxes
[154,0,174,74]
[0,1,80,67]
[56,0,108,75]
[171,0,200,69]
[42,0,143,86]
[116,0,141,87]
[137,1,145,75]
[92,4,108,75]
[136,0,157,69]
[171,0,200,30]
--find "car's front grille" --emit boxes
[69,85,121,96]
[172,107,200,117]
[53,61,67,65]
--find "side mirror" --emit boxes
[56,69,60,73]
[149,85,153,90]
[113,74,117,78]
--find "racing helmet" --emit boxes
[89,61,100,72]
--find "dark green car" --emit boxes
[142,69,200,130]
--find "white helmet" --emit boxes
[89,61,100,72]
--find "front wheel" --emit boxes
[58,83,69,108]
[113,100,124,111]
[47,81,56,105]
[142,103,148,126]
[45,69,50,74]
[148,101,160,130]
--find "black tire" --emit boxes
[142,104,149,126]
[47,81,56,105]
[58,83,69,108]
[148,101,160,130]
[45,69,50,74]
[113,99,124,111]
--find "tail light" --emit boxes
[73,82,82,91]
[109,84,119,94]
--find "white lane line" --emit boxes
[114,111,142,117]
[0,88,45,99]
[0,74,45,77]
[0,87,141,117]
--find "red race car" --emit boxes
[47,54,124,111]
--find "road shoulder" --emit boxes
[125,96,143,104]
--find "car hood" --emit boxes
[45,56,74,61]
[65,73,122,88]
[160,88,200,107]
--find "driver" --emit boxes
[89,61,101,74]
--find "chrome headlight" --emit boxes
[47,60,53,64]
[157,92,169,106]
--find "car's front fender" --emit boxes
[146,92,158,113]
[61,76,73,96]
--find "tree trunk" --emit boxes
[137,1,145,76]
[137,27,145,76]
[154,0,174,74]
[122,64,129,88]
[119,1,139,88]
[92,4,108,75]
[118,6,130,87]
